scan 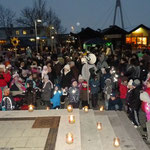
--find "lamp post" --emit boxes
[34,19,42,53]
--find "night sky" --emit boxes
[0,0,150,32]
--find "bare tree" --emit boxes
[0,4,16,39]
[17,0,65,33]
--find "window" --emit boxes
[137,37,147,45]
[131,37,136,44]
[16,30,19,35]
[23,30,27,35]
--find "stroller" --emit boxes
[1,88,16,111]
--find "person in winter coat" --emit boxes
[50,85,62,109]
[25,80,36,106]
[96,54,108,78]
[41,75,53,107]
[140,79,150,121]
[119,76,128,110]
[60,64,73,108]
[80,80,91,108]
[69,61,79,81]
[103,78,112,110]
[0,64,11,91]
[89,75,100,108]
[68,80,80,108]
[108,92,122,111]
[128,79,142,128]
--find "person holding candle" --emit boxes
[68,79,80,108]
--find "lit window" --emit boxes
[137,37,147,45]
[126,37,131,44]
[23,30,27,35]
[131,37,136,44]
[16,31,19,35]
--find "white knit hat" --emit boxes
[64,64,70,70]
[0,64,5,71]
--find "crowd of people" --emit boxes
[1,47,150,131]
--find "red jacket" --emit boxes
[119,83,127,99]
[0,72,11,87]
[0,88,2,103]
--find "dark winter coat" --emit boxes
[60,71,73,88]
[25,88,36,105]
[68,87,80,103]
[41,82,52,102]
[128,85,142,110]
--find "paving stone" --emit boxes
[22,128,41,137]
[0,138,10,147]
[6,137,28,148]
[5,129,24,138]
[40,128,49,137]
[117,111,150,150]
[25,137,47,148]
[95,115,121,150]
[80,110,103,150]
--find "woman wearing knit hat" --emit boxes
[60,64,74,108]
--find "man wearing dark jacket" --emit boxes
[128,79,142,128]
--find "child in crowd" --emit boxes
[78,75,84,91]
[25,80,36,106]
[89,75,100,108]
[108,92,122,111]
[103,78,112,110]
[50,85,62,109]
[68,79,80,108]
[119,76,128,110]
[80,80,90,108]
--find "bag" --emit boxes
[141,101,150,113]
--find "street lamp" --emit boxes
[35,19,42,53]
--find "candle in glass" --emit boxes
[97,122,102,130]
[113,137,120,147]
[68,115,75,124]
[67,105,73,112]
[28,105,34,112]
[66,132,74,144]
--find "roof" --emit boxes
[102,25,128,35]
[127,24,150,34]
[70,27,101,39]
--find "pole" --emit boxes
[34,21,38,53]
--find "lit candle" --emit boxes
[67,105,73,112]
[28,105,34,112]
[113,137,120,147]
[97,122,102,130]
[46,107,50,110]
[83,106,89,112]
[100,106,104,112]
[66,132,74,144]
[69,115,75,124]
